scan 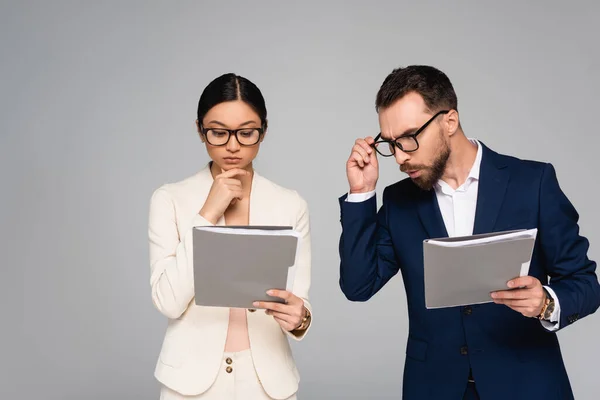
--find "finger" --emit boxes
[352,144,371,163]
[492,298,532,307]
[230,189,243,201]
[253,301,287,313]
[491,289,530,300]
[219,168,250,179]
[222,178,243,188]
[265,310,296,324]
[354,138,373,155]
[267,289,296,303]
[349,151,365,168]
[507,276,537,289]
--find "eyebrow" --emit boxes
[381,127,417,141]
[397,127,418,138]
[205,120,260,128]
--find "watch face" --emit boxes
[544,302,555,319]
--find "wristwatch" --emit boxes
[537,288,555,321]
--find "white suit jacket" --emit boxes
[148,164,312,399]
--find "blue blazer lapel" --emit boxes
[473,143,510,235]
[416,188,448,239]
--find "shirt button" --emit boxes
[225,357,232,365]
[460,346,469,356]
[226,366,233,373]
[248,308,256,312]
[463,306,472,315]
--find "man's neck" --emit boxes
[440,134,478,190]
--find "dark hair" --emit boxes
[375,65,458,114]
[197,73,267,128]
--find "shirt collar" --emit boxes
[435,138,482,193]
[467,138,482,181]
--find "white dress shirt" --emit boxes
[346,139,560,330]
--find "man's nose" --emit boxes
[394,149,410,165]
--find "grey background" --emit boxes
[4,1,599,399]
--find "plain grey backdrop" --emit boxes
[4,1,600,399]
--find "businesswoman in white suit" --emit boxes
[148,73,312,400]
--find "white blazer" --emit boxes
[148,164,312,399]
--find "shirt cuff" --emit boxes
[346,190,376,202]
[540,286,561,331]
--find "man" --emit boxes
[338,65,600,400]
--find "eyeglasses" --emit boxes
[371,110,450,156]
[200,126,265,146]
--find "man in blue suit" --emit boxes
[338,65,600,400]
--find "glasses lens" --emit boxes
[397,136,418,152]
[205,129,229,145]
[236,129,261,145]
[374,141,394,156]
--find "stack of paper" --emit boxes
[423,229,538,309]
[192,225,300,309]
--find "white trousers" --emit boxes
[160,349,298,400]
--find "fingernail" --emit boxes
[253,302,259,307]
[507,281,514,288]
[266,290,274,295]
[491,292,497,298]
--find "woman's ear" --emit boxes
[196,119,205,142]
[260,119,268,142]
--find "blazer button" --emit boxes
[463,306,472,315]
[248,308,256,312]
[460,346,468,356]
[225,357,232,365]
[226,366,233,373]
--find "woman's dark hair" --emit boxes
[197,73,267,129]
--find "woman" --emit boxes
[148,73,312,400]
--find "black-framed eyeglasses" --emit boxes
[200,125,265,146]
[371,110,450,156]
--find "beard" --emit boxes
[402,141,450,191]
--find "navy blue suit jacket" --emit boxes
[338,143,600,400]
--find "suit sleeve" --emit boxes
[286,193,312,341]
[338,188,400,301]
[539,163,600,329]
[148,187,214,319]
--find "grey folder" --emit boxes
[192,225,299,309]
[423,229,538,309]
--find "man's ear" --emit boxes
[445,110,460,136]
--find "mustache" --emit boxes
[400,164,428,173]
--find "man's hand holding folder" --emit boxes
[491,275,548,318]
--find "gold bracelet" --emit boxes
[295,307,311,331]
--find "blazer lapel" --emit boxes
[248,170,261,225]
[416,188,448,239]
[472,144,510,235]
